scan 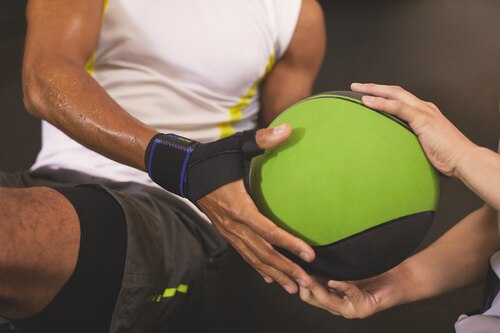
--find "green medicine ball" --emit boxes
[249,91,439,280]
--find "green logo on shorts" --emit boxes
[145,284,189,303]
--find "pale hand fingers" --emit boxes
[301,278,374,319]
[300,287,339,313]
[351,83,422,108]
[349,83,476,177]
[300,280,343,316]
[360,95,421,125]
[327,280,362,304]
[326,280,375,319]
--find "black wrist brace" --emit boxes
[145,130,263,202]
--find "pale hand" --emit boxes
[300,267,408,319]
[351,83,477,177]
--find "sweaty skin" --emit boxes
[299,83,500,318]
[21,0,326,301]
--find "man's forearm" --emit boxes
[456,146,500,210]
[399,205,499,304]
[23,58,157,171]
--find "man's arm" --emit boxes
[23,0,157,171]
[300,204,500,318]
[23,0,322,295]
[259,0,326,127]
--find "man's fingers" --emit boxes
[213,187,315,264]
[255,124,292,150]
[262,275,274,284]
[247,240,311,289]
[215,221,301,293]
[227,209,315,287]
[199,182,314,292]
[222,219,312,288]
[244,211,315,263]
[241,250,299,293]
[243,251,296,292]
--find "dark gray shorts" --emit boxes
[0,168,227,333]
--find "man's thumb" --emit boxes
[255,124,291,150]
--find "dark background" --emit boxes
[1,0,499,332]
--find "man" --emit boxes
[299,83,500,332]
[0,0,325,332]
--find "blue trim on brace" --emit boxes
[179,147,194,197]
[147,140,160,178]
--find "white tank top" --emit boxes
[32,0,302,185]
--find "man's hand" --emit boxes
[350,83,477,178]
[198,125,315,294]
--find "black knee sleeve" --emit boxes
[14,185,127,333]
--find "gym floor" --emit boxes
[1,0,499,332]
